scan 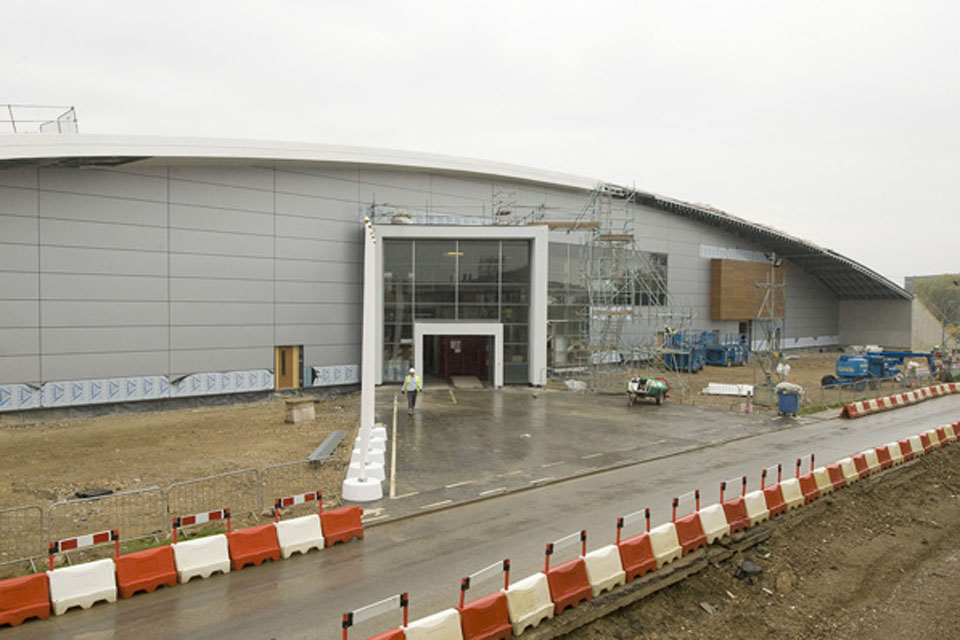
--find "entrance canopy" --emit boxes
[414,321,504,388]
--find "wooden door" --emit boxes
[275,345,301,389]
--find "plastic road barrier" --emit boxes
[935,426,950,445]
[274,514,325,558]
[778,478,804,511]
[49,528,119,571]
[228,524,281,570]
[945,424,957,442]
[504,573,553,635]
[825,464,847,490]
[404,608,463,640]
[321,505,364,546]
[897,439,915,461]
[457,560,511,640]
[543,530,591,614]
[919,433,934,454]
[760,467,787,518]
[47,558,117,616]
[172,534,231,582]
[838,457,860,484]
[812,467,834,495]
[875,445,893,469]
[743,490,770,526]
[648,523,682,568]
[908,435,925,457]
[616,508,657,583]
[720,477,750,533]
[583,545,626,597]
[671,491,707,555]
[925,429,942,449]
[797,472,820,503]
[342,593,408,640]
[698,503,731,542]
[886,442,904,466]
[852,452,871,478]
[116,545,177,598]
[0,573,50,627]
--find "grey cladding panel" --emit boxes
[0,167,38,189]
[0,272,38,299]
[41,246,167,277]
[274,281,361,305]
[275,323,358,346]
[0,243,37,271]
[360,168,432,192]
[40,218,167,252]
[275,302,361,325]
[0,301,39,328]
[170,346,273,377]
[274,169,359,201]
[275,258,360,284]
[171,301,273,326]
[275,236,360,262]
[42,350,169,380]
[170,253,273,280]
[169,204,273,235]
[169,177,273,213]
[42,301,167,328]
[0,355,40,385]
[0,328,39,356]
[40,167,167,202]
[170,278,273,303]
[168,164,274,190]
[170,228,273,258]
[303,344,360,366]
[41,326,168,355]
[41,273,166,301]
[274,208,359,239]
[40,190,167,227]
[171,325,274,350]
[0,186,38,216]
[0,214,39,244]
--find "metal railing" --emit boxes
[0,104,78,134]
[0,454,343,574]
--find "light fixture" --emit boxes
[446,251,464,257]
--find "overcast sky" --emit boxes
[3,1,957,286]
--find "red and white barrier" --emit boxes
[743,490,770,526]
[583,545,626,597]
[48,529,118,571]
[171,508,231,582]
[616,508,658,582]
[543,530,592,614]
[274,491,325,558]
[343,592,408,640]
[648,522,682,568]
[405,609,463,640]
[457,560,511,640]
[505,572,553,635]
[841,384,958,419]
[760,465,787,518]
[838,457,860,484]
[671,490,707,555]
[720,476,750,532]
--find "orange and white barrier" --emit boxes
[698,503,730,543]
[274,491,325,558]
[743,490,770,526]
[457,560,511,640]
[648,522,682,568]
[841,384,959,419]
[583,545,626,596]
[778,478,804,510]
[615,508,658,582]
[671,491,707,555]
[543,530,591,614]
[404,609,463,640]
[171,508,232,582]
[838,457,860,484]
[342,593,408,640]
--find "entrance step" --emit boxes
[450,376,485,390]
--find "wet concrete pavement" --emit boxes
[367,385,804,518]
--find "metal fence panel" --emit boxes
[261,457,344,518]
[166,469,262,528]
[47,487,167,543]
[0,505,45,569]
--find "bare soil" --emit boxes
[566,442,960,640]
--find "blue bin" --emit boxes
[777,391,800,416]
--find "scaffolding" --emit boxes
[571,183,697,394]
[754,252,787,388]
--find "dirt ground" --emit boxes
[566,441,960,640]
[0,393,359,510]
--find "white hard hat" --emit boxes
[409,367,416,373]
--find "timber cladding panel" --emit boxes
[710,259,786,320]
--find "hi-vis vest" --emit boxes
[403,374,422,392]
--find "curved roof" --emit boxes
[0,134,909,301]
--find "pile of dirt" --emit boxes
[566,443,960,639]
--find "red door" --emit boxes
[440,336,488,380]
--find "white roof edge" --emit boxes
[0,134,598,191]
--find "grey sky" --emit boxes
[4,1,957,285]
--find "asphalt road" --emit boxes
[10,396,960,640]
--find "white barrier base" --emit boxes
[274,514,324,558]
[404,607,463,640]
[47,558,117,616]
[371,426,388,440]
[505,573,554,636]
[699,504,730,543]
[173,534,231,582]
[583,545,626,596]
[342,476,383,502]
[347,460,385,481]
[352,448,386,465]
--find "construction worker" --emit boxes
[402,367,422,415]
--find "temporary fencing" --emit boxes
[262,459,339,519]
[342,592,409,640]
[47,488,166,548]
[0,505,45,569]
[167,469,260,527]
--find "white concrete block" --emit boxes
[743,490,770,526]
[648,522,682,568]
[505,572,554,635]
[47,558,117,616]
[274,514,324,559]
[583,544,626,596]
[698,504,730,543]
[172,534,231,582]
[404,607,463,640]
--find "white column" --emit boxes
[342,218,384,502]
